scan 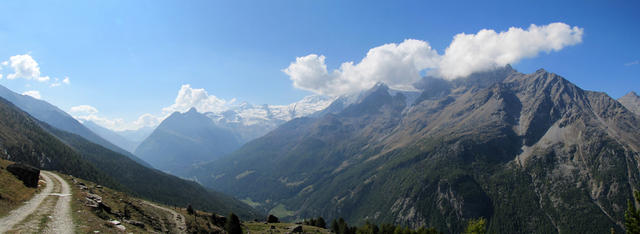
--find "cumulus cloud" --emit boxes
[162,84,235,113]
[22,90,41,99]
[71,105,163,131]
[7,54,50,82]
[63,77,70,84]
[284,39,440,96]
[132,113,162,127]
[70,105,99,115]
[284,22,583,95]
[435,23,583,78]
[80,84,247,131]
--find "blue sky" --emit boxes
[0,0,638,130]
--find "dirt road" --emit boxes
[143,201,187,234]
[0,171,74,233]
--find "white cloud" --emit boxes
[284,22,583,95]
[70,105,99,115]
[71,105,164,131]
[162,84,235,113]
[132,113,162,127]
[75,114,126,130]
[50,77,71,87]
[6,54,50,82]
[1,61,8,66]
[625,60,639,66]
[434,22,583,79]
[22,90,41,99]
[0,74,3,79]
[283,39,440,96]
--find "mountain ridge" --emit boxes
[0,95,260,220]
[188,66,640,233]
[82,120,140,153]
[135,108,241,176]
[0,84,150,167]
[135,95,336,177]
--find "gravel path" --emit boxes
[43,171,74,234]
[0,171,74,233]
[0,171,54,232]
[143,201,187,234]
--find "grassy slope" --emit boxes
[65,173,177,233]
[243,221,331,234]
[0,159,37,217]
[64,173,299,233]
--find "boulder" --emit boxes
[288,225,303,233]
[85,197,99,208]
[125,220,145,228]
[6,163,40,188]
[99,202,112,213]
[211,215,227,227]
[86,193,103,203]
[115,225,126,231]
[108,220,121,225]
[267,214,279,223]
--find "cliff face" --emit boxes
[191,67,640,233]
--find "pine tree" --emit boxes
[464,218,487,234]
[316,217,327,228]
[380,223,396,234]
[625,191,640,234]
[332,219,340,233]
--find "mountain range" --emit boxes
[2,65,638,233]
[187,66,640,233]
[134,95,335,176]
[83,120,141,153]
[0,93,259,219]
[0,85,150,167]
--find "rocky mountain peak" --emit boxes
[619,91,640,115]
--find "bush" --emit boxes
[187,204,194,215]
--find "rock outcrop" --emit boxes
[6,163,40,188]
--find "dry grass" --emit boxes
[65,174,220,233]
[66,175,153,233]
[243,221,331,234]
[177,207,226,233]
[0,159,37,218]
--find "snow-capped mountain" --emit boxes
[205,95,336,142]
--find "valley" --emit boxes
[0,3,638,233]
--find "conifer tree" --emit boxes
[317,217,327,228]
[464,218,486,234]
[625,191,640,234]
